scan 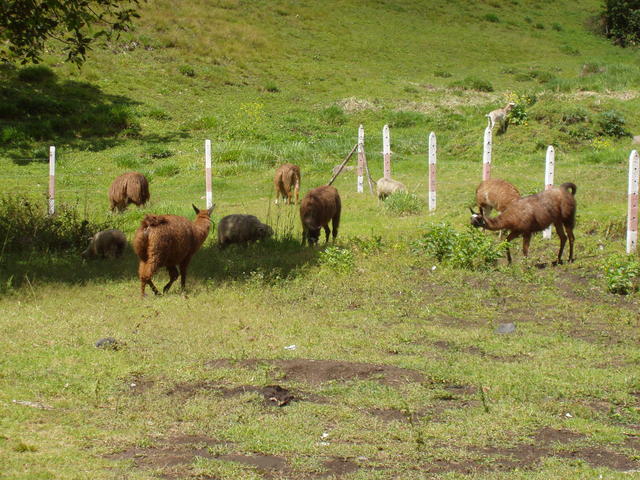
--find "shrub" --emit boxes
[383,192,424,216]
[264,82,280,93]
[319,246,354,273]
[147,109,171,120]
[601,0,640,46]
[146,146,173,159]
[604,254,640,294]
[17,65,55,83]
[483,13,500,22]
[179,65,196,77]
[387,111,427,128]
[450,77,494,92]
[320,105,347,126]
[0,196,112,254]
[598,110,630,138]
[434,70,452,78]
[411,223,506,271]
[154,162,180,177]
[551,23,563,31]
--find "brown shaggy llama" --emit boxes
[133,204,214,297]
[475,178,520,217]
[470,183,577,264]
[109,172,150,212]
[274,163,301,205]
[300,185,341,246]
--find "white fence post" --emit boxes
[627,150,639,254]
[428,132,436,211]
[204,139,213,209]
[48,146,55,215]
[543,145,555,240]
[383,124,391,179]
[482,126,492,181]
[357,125,364,193]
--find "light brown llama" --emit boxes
[133,204,214,297]
[274,163,301,205]
[300,185,341,246]
[486,102,516,134]
[475,178,520,217]
[109,172,150,212]
[470,183,577,264]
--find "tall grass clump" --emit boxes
[604,254,640,294]
[412,223,506,270]
[383,192,424,216]
[449,77,494,92]
[319,246,354,273]
[0,196,112,255]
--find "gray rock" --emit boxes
[495,323,516,334]
[633,135,640,145]
[95,337,122,350]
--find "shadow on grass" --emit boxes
[0,237,320,294]
[0,64,142,162]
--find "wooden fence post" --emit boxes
[48,146,55,215]
[357,125,364,193]
[482,126,492,181]
[383,124,391,179]
[627,150,639,254]
[428,132,436,212]
[543,145,555,240]
[205,139,213,209]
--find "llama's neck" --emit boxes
[483,214,510,232]
[192,217,212,246]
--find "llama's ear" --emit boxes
[192,204,200,214]
[469,207,478,215]
[207,204,215,216]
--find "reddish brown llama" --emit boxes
[133,204,214,297]
[274,163,301,205]
[109,172,150,212]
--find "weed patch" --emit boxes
[604,254,640,294]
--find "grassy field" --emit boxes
[1,0,640,478]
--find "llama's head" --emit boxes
[469,207,486,228]
[192,203,215,219]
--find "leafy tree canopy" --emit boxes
[602,0,640,46]
[0,0,142,66]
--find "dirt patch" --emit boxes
[217,452,288,471]
[429,340,521,362]
[559,447,639,471]
[207,358,425,386]
[123,376,154,395]
[369,408,415,423]
[533,427,583,444]
[320,458,359,477]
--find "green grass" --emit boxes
[2,0,640,478]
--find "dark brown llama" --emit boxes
[300,185,341,246]
[470,183,577,264]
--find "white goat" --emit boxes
[486,102,516,134]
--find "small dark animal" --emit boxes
[470,183,577,264]
[82,229,127,259]
[218,214,273,248]
[133,204,214,297]
[274,163,301,205]
[300,185,341,246]
[475,178,520,217]
[109,172,150,212]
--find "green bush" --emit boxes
[602,0,640,46]
[604,254,640,294]
[387,111,427,128]
[319,246,354,273]
[321,105,347,126]
[154,162,180,177]
[264,82,280,93]
[383,192,424,216]
[179,65,196,77]
[0,196,112,254]
[412,223,506,271]
[17,65,55,83]
[483,13,500,23]
[450,77,494,92]
[598,110,630,138]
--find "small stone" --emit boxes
[632,135,640,145]
[495,323,516,334]
[95,337,122,350]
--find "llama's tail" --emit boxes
[560,182,577,196]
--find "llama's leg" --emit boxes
[163,265,179,293]
[566,225,575,263]
[505,231,519,264]
[139,261,160,297]
[554,222,567,265]
[332,215,340,242]
[294,184,300,205]
[179,257,192,291]
[283,184,291,205]
[323,225,331,243]
[522,232,532,257]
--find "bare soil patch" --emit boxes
[207,358,425,386]
[105,434,360,479]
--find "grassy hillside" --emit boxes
[1,1,640,479]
